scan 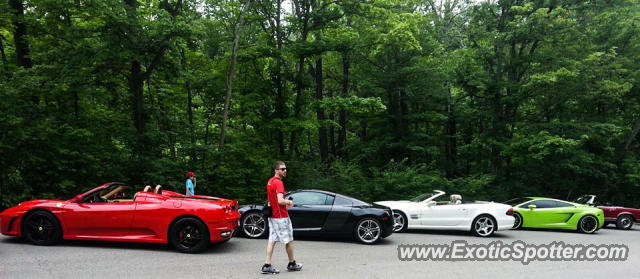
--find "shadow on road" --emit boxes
[401,229,514,239]
[0,236,241,254]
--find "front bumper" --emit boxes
[0,212,22,236]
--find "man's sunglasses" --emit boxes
[278,168,287,171]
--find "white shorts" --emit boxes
[268,217,294,244]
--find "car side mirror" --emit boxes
[426,201,436,207]
[528,204,536,210]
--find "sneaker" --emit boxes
[287,261,303,271]
[261,264,280,274]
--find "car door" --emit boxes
[286,192,332,231]
[62,186,136,237]
[519,199,569,227]
[321,195,351,232]
[420,202,469,226]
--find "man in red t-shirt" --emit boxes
[261,161,302,274]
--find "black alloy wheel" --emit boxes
[616,215,634,230]
[512,212,523,229]
[169,217,210,253]
[22,211,62,245]
[578,215,599,234]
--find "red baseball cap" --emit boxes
[186,171,196,177]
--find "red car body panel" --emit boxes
[576,195,640,224]
[599,206,640,223]
[0,183,240,245]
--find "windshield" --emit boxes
[503,197,532,206]
[410,191,440,202]
[573,195,593,204]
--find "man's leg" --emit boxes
[265,241,276,264]
[285,241,294,262]
[285,241,302,271]
[262,241,280,274]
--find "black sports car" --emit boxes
[238,189,394,244]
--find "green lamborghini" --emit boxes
[505,197,604,234]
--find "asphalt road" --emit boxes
[1,225,639,279]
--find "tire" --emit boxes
[577,215,599,234]
[169,217,210,253]
[354,217,382,244]
[392,210,408,232]
[21,211,62,246]
[616,215,634,230]
[512,212,523,229]
[471,215,496,237]
[240,211,268,239]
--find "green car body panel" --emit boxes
[510,197,604,232]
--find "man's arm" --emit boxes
[276,193,293,206]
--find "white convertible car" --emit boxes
[374,190,515,237]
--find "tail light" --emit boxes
[506,208,514,216]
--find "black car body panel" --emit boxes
[238,190,394,242]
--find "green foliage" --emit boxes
[2,0,640,210]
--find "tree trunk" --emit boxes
[288,0,310,157]
[8,0,32,69]
[9,0,36,104]
[399,88,409,138]
[328,89,336,157]
[220,0,248,150]
[359,119,367,141]
[619,113,640,162]
[315,52,328,162]
[73,91,79,119]
[275,0,285,156]
[445,83,457,178]
[130,60,145,133]
[181,48,196,162]
[0,35,8,73]
[337,50,349,154]
[289,54,306,156]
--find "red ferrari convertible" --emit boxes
[0,182,240,253]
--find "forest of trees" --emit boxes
[1,0,639,210]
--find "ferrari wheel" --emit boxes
[392,210,408,232]
[512,212,523,229]
[169,217,210,253]
[354,218,382,244]
[616,215,634,230]
[471,215,496,237]
[578,215,599,234]
[241,212,268,238]
[22,211,62,246]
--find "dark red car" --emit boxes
[0,182,240,253]
[575,195,640,230]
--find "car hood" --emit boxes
[1,199,66,215]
